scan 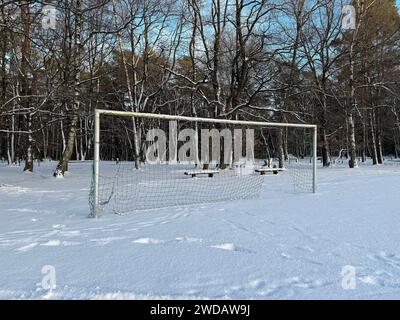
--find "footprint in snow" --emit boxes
[15,243,38,252]
[249,279,266,290]
[133,237,164,245]
[52,224,66,229]
[175,236,203,243]
[358,275,379,285]
[210,243,236,251]
[210,243,254,253]
[285,276,328,289]
[60,230,80,237]
[40,240,61,247]
[40,230,59,238]
[90,237,127,245]
[62,241,81,247]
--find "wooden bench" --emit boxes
[184,170,219,178]
[255,167,286,175]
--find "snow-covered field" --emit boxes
[1,160,400,299]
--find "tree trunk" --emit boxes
[260,129,271,166]
[392,108,400,159]
[370,111,378,165]
[321,130,331,167]
[60,109,66,152]
[277,128,284,169]
[10,105,16,164]
[20,1,33,172]
[348,25,358,168]
[377,133,383,164]
[54,0,83,177]
[24,112,33,171]
[361,122,366,163]
[112,0,140,169]
[283,128,289,161]
[394,132,399,159]
[348,112,357,168]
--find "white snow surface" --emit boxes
[1,160,400,300]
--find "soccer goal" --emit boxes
[89,109,317,218]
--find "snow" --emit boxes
[133,238,164,245]
[211,243,236,251]
[1,160,400,299]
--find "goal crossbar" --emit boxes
[91,109,318,218]
[95,109,317,129]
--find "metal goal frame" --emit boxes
[91,108,318,218]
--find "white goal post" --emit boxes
[91,109,318,218]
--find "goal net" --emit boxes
[89,110,317,217]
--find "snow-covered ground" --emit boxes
[1,160,400,299]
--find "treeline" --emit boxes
[0,0,399,174]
